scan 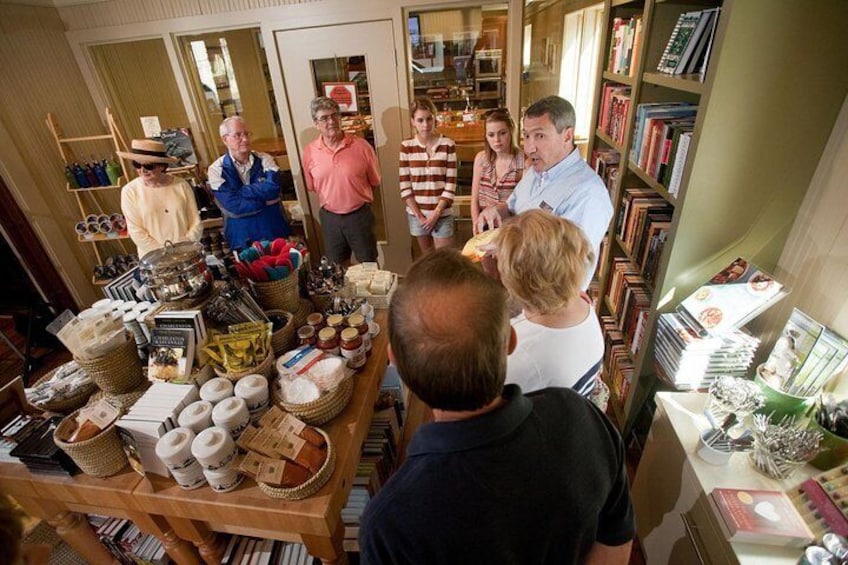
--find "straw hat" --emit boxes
[117,139,178,165]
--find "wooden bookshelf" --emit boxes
[586,0,848,434]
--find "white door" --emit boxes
[275,21,411,273]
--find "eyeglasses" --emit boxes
[226,131,251,140]
[315,112,340,123]
[132,161,160,171]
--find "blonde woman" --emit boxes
[399,97,457,253]
[496,210,604,400]
[470,109,524,234]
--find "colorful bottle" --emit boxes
[105,157,122,186]
[72,162,90,188]
[83,161,99,187]
[93,158,111,186]
[64,166,79,189]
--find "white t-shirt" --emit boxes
[505,306,605,397]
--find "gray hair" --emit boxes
[310,97,340,121]
[219,116,247,138]
[525,96,575,133]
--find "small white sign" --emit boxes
[140,116,162,138]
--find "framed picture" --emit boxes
[323,82,358,113]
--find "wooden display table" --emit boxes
[0,311,390,565]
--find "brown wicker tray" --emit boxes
[256,428,335,500]
[29,365,97,414]
[272,374,354,426]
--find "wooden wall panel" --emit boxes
[0,4,109,307]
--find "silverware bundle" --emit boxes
[749,413,822,479]
[702,413,754,453]
[707,376,765,421]
[204,282,268,325]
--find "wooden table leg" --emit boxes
[165,516,227,565]
[302,519,347,565]
[128,511,202,565]
[46,509,116,565]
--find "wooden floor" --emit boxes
[0,316,70,389]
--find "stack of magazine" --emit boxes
[655,258,787,390]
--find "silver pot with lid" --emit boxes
[139,240,212,302]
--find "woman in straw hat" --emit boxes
[118,139,203,258]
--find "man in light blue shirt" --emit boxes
[477,96,613,289]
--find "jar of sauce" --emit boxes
[340,327,366,369]
[326,314,346,330]
[297,325,316,347]
[316,327,340,356]
[306,313,325,332]
[347,313,371,354]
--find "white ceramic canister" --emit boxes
[203,464,243,493]
[234,375,269,411]
[91,298,113,314]
[211,397,250,439]
[177,400,214,434]
[170,464,208,490]
[191,426,237,471]
[199,377,234,405]
[155,427,197,470]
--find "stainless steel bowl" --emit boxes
[139,240,212,302]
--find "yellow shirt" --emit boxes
[120,175,203,258]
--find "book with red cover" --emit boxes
[708,488,814,547]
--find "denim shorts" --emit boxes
[407,213,455,238]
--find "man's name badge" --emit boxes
[539,200,554,212]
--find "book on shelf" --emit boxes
[677,257,788,337]
[672,9,717,75]
[598,83,631,146]
[695,7,722,76]
[657,10,703,74]
[607,16,643,76]
[148,327,195,382]
[633,105,698,172]
[667,131,693,197]
[775,309,848,397]
[708,488,814,547]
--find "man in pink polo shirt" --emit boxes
[302,96,382,265]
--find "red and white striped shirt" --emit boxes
[399,135,457,217]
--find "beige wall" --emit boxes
[0,4,109,307]
[750,95,848,389]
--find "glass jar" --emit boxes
[297,325,316,347]
[347,313,371,354]
[316,327,340,356]
[326,314,346,330]
[340,327,366,370]
[306,313,325,332]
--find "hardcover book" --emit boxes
[678,257,787,336]
[708,488,814,547]
[148,327,195,382]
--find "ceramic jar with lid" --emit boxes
[178,400,214,434]
[234,375,269,424]
[191,426,237,471]
[200,378,234,405]
[203,464,243,493]
[211,397,250,439]
[156,427,206,489]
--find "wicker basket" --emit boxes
[53,409,128,478]
[308,293,334,314]
[74,335,144,394]
[214,352,275,382]
[29,366,97,414]
[272,374,354,426]
[291,299,313,329]
[266,310,295,356]
[86,379,151,412]
[252,275,300,312]
[257,428,335,500]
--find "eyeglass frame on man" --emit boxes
[225,130,252,140]
[315,112,340,124]
[132,161,162,171]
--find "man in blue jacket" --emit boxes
[208,116,290,250]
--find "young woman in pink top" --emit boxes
[470,109,524,234]
[399,97,457,254]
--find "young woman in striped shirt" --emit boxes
[399,97,457,254]
[470,109,524,234]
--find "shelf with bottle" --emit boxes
[64,157,124,192]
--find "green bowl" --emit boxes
[754,369,815,424]
[809,418,848,470]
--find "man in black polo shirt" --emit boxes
[359,249,634,564]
